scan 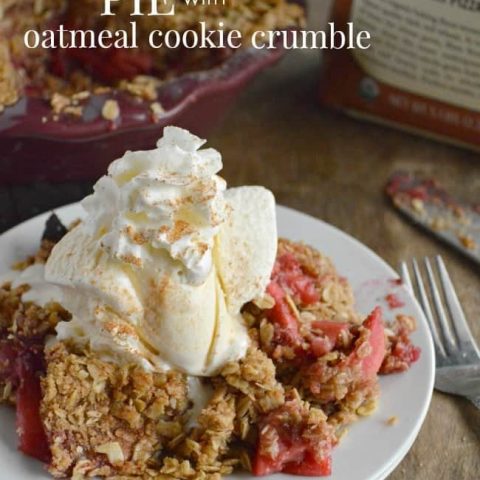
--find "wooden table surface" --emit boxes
[1,49,479,479]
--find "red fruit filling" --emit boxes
[346,307,386,379]
[380,315,421,374]
[272,253,320,305]
[310,321,349,358]
[266,253,320,346]
[253,399,334,477]
[385,293,405,310]
[50,47,154,84]
[16,353,51,463]
[0,339,50,463]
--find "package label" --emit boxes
[350,0,480,113]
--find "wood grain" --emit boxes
[0,48,479,480]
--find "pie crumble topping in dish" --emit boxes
[0,0,304,116]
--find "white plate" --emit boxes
[0,204,434,480]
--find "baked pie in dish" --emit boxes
[0,0,304,115]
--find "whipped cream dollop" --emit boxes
[82,127,228,285]
[46,127,277,376]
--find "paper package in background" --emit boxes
[319,0,480,151]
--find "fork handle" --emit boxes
[469,396,480,410]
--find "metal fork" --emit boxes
[400,256,480,409]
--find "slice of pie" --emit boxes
[0,127,420,479]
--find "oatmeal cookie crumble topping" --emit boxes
[1,227,419,479]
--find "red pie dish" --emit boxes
[0,47,286,184]
[0,0,304,184]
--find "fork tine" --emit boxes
[411,259,446,359]
[424,258,457,354]
[435,256,480,357]
[400,261,413,294]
